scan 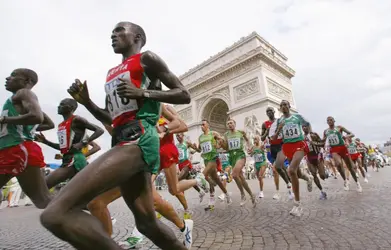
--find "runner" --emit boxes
[314,116,362,192]
[248,135,268,198]
[346,137,368,183]
[260,107,293,200]
[40,22,191,250]
[272,100,313,217]
[192,119,232,211]
[355,138,370,177]
[302,124,327,200]
[221,118,256,207]
[0,68,52,209]
[176,132,206,205]
[54,136,101,163]
[217,148,232,201]
[35,98,104,189]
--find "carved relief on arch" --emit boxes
[234,78,260,103]
[177,107,193,122]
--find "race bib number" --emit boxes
[348,147,357,154]
[0,110,8,137]
[254,154,264,163]
[283,123,300,139]
[178,149,185,161]
[328,134,339,146]
[201,141,212,153]
[105,72,138,119]
[57,129,67,149]
[219,153,228,162]
[228,138,240,150]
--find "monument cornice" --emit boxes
[185,47,295,95]
[179,32,295,91]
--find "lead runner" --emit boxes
[40,22,191,250]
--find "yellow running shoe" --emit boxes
[156,212,162,219]
[183,211,192,220]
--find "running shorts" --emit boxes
[269,144,282,164]
[0,143,28,175]
[306,153,319,166]
[216,158,222,172]
[25,141,46,168]
[350,153,361,161]
[255,161,267,171]
[178,159,192,172]
[112,119,160,174]
[159,143,179,171]
[62,151,87,172]
[282,141,308,161]
[229,151,246,167]
[330,145,349,157]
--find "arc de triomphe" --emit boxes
[175,32,297,161]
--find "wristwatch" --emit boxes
[81,139,89,145]
[163,124,170,135]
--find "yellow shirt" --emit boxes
[81,146,89,159]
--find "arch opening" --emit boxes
[201,98,229,134]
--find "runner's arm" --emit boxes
[3,89,43,125]
[311,130,327,147]
[241,130,251,149]
[37,134,60,150]
[141,51,191,104]
[73,116,105,143]
[260,123,269,141]
[339,126,354,138]
[36,112,55,132]
[83,98,112,126]
[83,141,101,158]
[216,132,228,150]
[161,105,188,134]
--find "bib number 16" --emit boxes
[107,90,130,112]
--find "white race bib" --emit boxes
[283,123,300,139]
[201,141,212,153]
[0,110,8,137]
[228,138,240,150]
[219,153,228,162]
[328,134,339,146]
[105,71,139,119]
[254,154,264,163]
[178,149,185,161]
[57,129,67,149]
[348,146,357,154]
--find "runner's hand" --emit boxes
[117,78,144,99]
[68,79,90,105]
[54,154,63,160]
[35,132,46,143]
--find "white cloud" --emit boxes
[0,0,390,162]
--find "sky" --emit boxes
[0,0,390,162]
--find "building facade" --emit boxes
[175,32,297,161]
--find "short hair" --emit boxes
[18,68,38,86]
[63,98,78,112]
[266,107,274,112]
[130,23,146,48]
[201,119,209,124]
[280,100,291,107]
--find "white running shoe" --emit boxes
[182,219,193,249]
[225,192,233,205]
[357,182,362,193]
[289,204,303,217]
[344,180,350,191]
[364,177,369,183]
[240,195,247,206]
[273,193,281,200]
[218,193,225,201]
[258,191,264,198]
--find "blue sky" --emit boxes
[0,0,390,161]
